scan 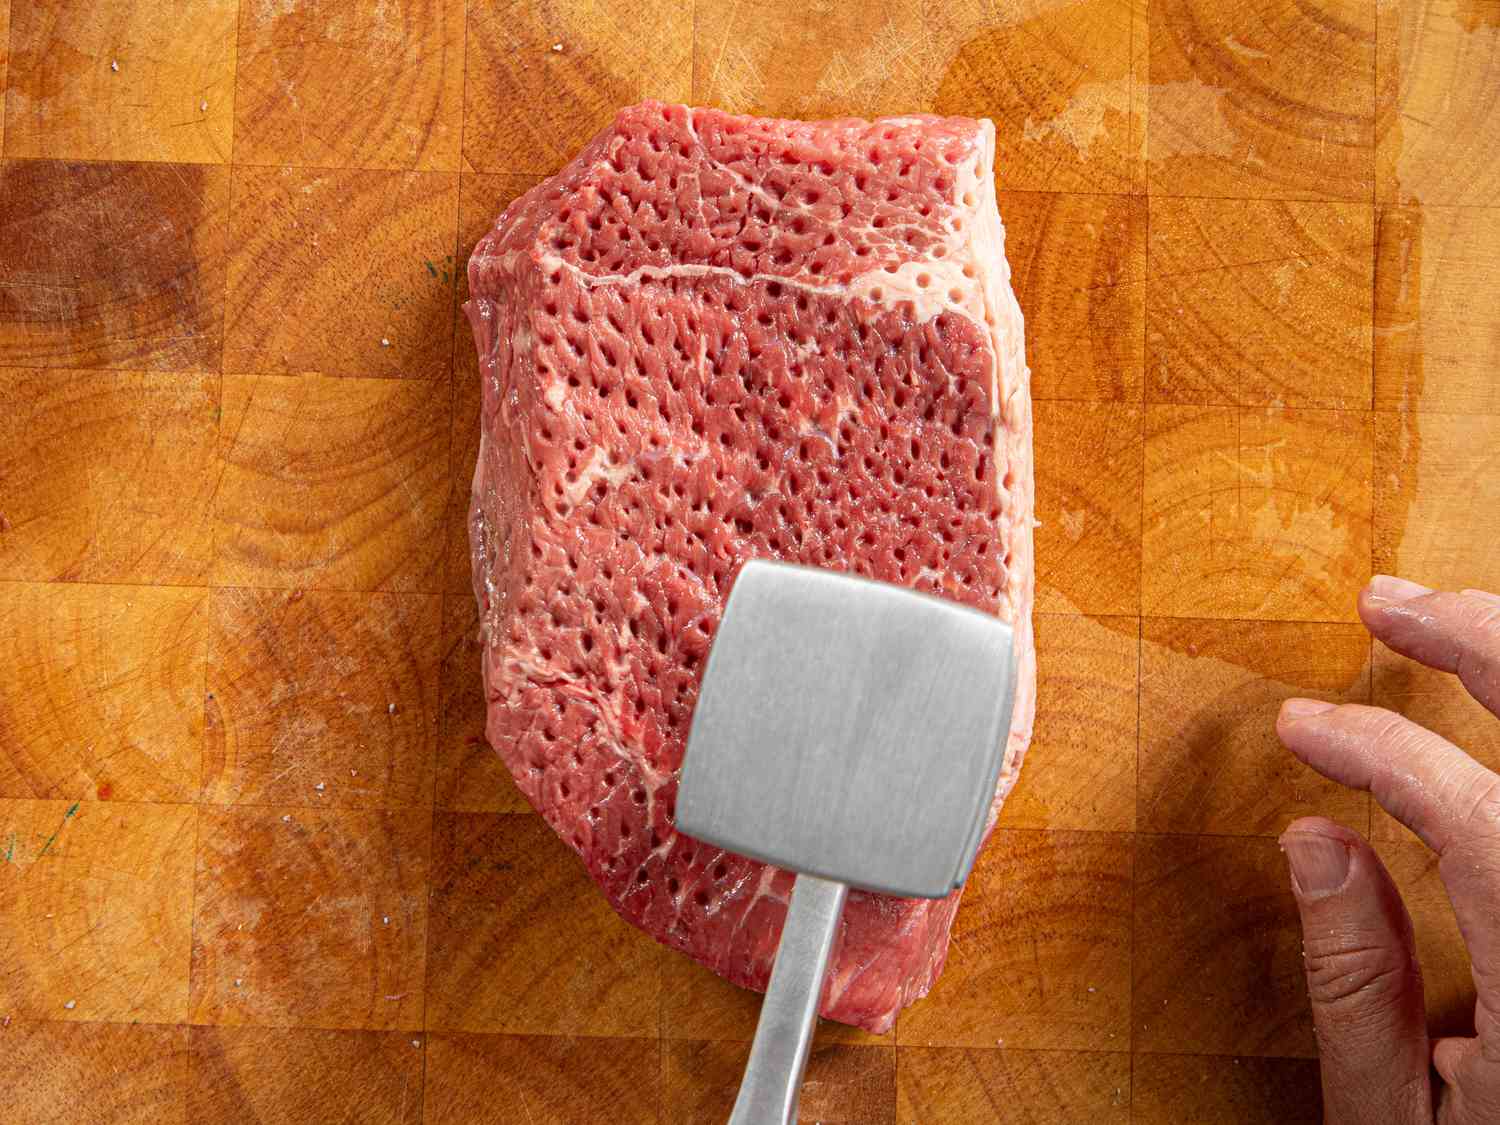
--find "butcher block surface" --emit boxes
[1,1,1497,1122]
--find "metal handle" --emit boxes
[729,874,849,1125]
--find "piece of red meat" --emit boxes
[464,101,1034,1034]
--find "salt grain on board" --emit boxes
[64,1000,76,1010]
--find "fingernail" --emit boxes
[1368,574,1433,603]
[1462,588,1500,608]
[1280,698,1336,723]
[1283,832,1351,896]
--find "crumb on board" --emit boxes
[64,1000,76,1010]
[381,337,391,347]
[551,42,563,52]
[282,814,291,823]
[387,702,397,714]
[314,782,326,792]
[411,1039,421,1048]
[383,915,390,925]
[234,978,243,988]
[200,100,208,112]
[110,60,119,72]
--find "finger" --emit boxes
[1359,577,1500,717]
[1279,702,1500,1041]
[1280,818,1430,1124]
[1277,702,1500,857]
[1433,1036,1500,1123]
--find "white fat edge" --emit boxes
[965,120,1033,628]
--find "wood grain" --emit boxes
[661,1039,895,1125]
[1376,205,1500,416]
[464,0,692,175]
[1034,401,1143,616]
[0,583,207,803]
[1,1,1495,1120]
[0,799,196,1022]
[203,587,441,810]
[935,0,1145,195]
[899,830,1133,1051]
[425,812,662,1037]
[224,165,459,379]
[1002,190,1146,403]
[1143,405,1373,622]
[1134,834,1313,1058]
[0,159,228,371]
[4,0,237,164]
[0,369,217,585]
[1376,0,1500,206]
[212,373,450,593]
[1138,618,1371,836]
[1131,1053,1323,1124]
[694,0,927,124]
[0,1022,191,1125]
[233,0,464,172]
[190,806,430,1031]
[896,1047,1130,1125]
[999,614,1138,833]
[0,0,9,152]
[425,1033,659,1125]
[1375,410,1500,594]
[189,1026,424,1125]
[1148,0,1376,200]
[1147,198,1374,409]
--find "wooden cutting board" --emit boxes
[2,1,1498,1121]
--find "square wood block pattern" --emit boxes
[2,1,1494,1120]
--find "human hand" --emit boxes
[1276,576,1500,1124]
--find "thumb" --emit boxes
[1280,818,1432,1124]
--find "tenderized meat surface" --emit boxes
[464,101,1034,1033]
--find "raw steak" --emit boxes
[464,101,1034,1033]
